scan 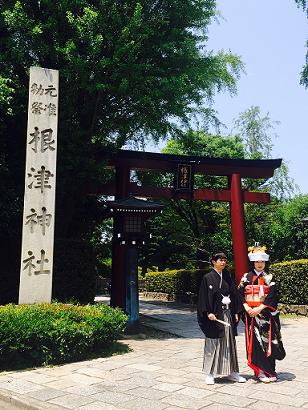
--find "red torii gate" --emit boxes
[95,149,281,309]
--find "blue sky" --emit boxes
[208,0,308,194]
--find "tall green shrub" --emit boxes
[270,259,308,304]
[145,269,208,294]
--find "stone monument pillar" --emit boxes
[19,67,59,304]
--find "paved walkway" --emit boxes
[0,297,308,409]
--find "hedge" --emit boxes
[145,269,208,295]
[270,259,308,305]
[0,303,127,367]
[145,260,308,306]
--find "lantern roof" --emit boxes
[105,196,164,214]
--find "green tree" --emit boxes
[1,0,242,146]
[246,195,308,262]
[295,0,308,86]
[267,195,308,261]
[233,106,297,200]
[0,0,243,302]
[233,106,276,160]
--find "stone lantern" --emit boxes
[105,196,164,332]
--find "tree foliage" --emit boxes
[1,0,242,146]
[267,195,308,261]
[233,106,276,160]
[295,0,308,86]
[233,106,298,200]
[245,195,308,262]
[0,0,243,302]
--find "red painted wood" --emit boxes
[115,166,130,199]
[243,191,270,203]
[92,183,270,204]
[110,243,126,308]
[193,189,230,201]
[110,167,130,309]
[230,174,249,284]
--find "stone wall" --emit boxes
[278,303,308,316]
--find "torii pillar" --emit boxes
[230,173,249,283]
[110,166,130,309]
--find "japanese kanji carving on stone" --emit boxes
[22,249,50,276]
[19,67,59,304]
[27,166,54,193]
[29,127,55,153]
[31,83,57,97]
[25,207,52,235]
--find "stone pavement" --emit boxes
[0,297,308,410]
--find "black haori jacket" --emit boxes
[197,269,242,339]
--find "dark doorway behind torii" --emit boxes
[94,149,281,311]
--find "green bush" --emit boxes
[270,259,308,305]
[145,269,208,294]
[0,303,127,367]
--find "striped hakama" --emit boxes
[203,309,239,376]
